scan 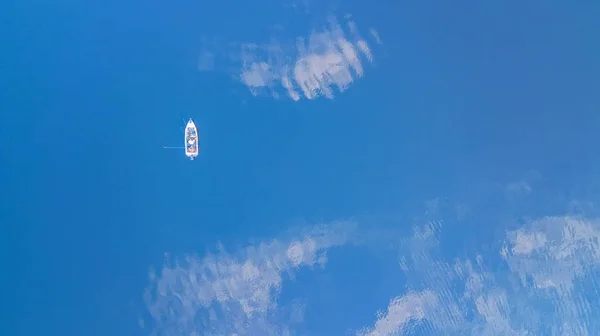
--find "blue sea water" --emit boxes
[3,0,600,335]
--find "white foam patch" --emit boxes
[197,15,381,102]
[143,221,358,336]
[358,216,600,335]
[238,16,377,101]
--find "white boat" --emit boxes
[184,118,199,160]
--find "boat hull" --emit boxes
[184,119,199,159]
